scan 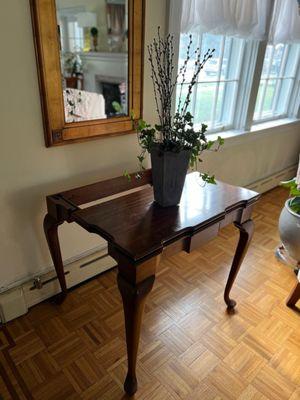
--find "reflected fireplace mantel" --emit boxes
[95,74,125,84]
[79,52,128,63]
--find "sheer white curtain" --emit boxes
[181,0,271,39]
[269,0,300,44]
[181,0,300,43]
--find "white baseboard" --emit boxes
[0,247,116,322]
[246,164,297,193]
[1,163,297,323]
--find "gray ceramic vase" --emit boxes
[150,145,191,207]
[278,199,300,262]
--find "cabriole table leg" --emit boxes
[224,219,254,310]
[286,281,300,308]
[117,273,155,396]
[43,213,67,300]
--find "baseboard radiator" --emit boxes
[0,163,297,323]
[0,247,116,322]
[247,164,297,193]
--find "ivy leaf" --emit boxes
[206,140,215,150]
[290,197,300,214]
[281,178,300,197]
[137,155,145,163]
[217,136,225,146]
[201,123,208,133]
[185,112,193,122]
[290,187,300,196]
[291,197,300,206]
[112,101,122,112]
[200,173,217,185]
[138,119,147,131]
[281,178,297,189]
[123,170,131,182]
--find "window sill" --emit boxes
[207,117,300,147]
[251,117,299,132]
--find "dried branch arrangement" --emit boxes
[130,28,224,184]
[148,28,212,137]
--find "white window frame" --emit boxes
[253,43,300,123]
[177,34,245,132]
[168,0,300,135]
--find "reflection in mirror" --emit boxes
[55,0,128,123]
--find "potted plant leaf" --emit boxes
[278,174,300,263]
[130,29,224,207]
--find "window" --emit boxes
[176,33,245,131]
[67,21,84,52]
[58,18,84,53]
[174,31,300,133]
[254,43,300,122]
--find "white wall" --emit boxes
[201,123,300,187]
[0,0,299,290]
[0,0,166,289]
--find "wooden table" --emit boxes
[286,270,300,308]
[44,170,260,395]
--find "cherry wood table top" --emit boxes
[72,172,259,262]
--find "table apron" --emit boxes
[162,205,253,260]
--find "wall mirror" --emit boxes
[30,0,144,146]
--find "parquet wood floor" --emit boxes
[1,187,299,400]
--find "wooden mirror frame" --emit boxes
[30,0,144,147]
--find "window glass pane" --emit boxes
[262,79,276,114]
[203,57,219,80]
[220,38,231,80]
[277,78,293,114]
[178,33,198,61]
[201,34,222,81]
[176,84,193,114]
[194,83,215,124]
[215,82,224,124]
[218,81,236,126]
[261,46,273,78]
[284,45,299,76]
[270,44,284,78]
[178,33,199,83]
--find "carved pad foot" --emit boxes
[124,374,138,396]
[225,299,236,313]
[50,292,67,305]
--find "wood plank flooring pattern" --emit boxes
[1,187,300,400]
